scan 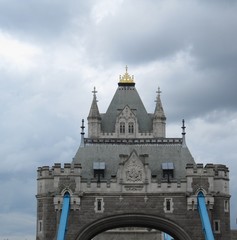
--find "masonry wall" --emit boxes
[36,163,231,240]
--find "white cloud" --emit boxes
[0,31,42,72]
[91,0,124,24]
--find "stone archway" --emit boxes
[75,213,192,240]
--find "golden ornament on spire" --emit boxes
[119,65,135,84]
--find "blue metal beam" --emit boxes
[57,193,70,240]
[163,232,174,240]
[197,192,214,240]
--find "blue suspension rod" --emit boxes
[57,193,70,240]
[197,192,214,240]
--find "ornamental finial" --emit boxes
[81,119,85,135]
[119,66,134,84]
[182,119,186,136]
[155,86,162,103]
[92,86,98,102]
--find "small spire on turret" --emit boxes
[154,86,166,119]
[81,119,85,135]
[182,119,186,136]
[88,87,101,138]
[157,87,161,97]
[181,119,187,148]
[88,86,100,119]
[92,86,98,102]
[153,86,166,138]
[80,119,85,147]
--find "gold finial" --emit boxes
[119,66,134,83]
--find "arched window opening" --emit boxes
[120,122,125,134]
[128,122,134,134]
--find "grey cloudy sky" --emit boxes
[0,0,237,239]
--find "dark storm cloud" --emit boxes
[0,1,237,238]
[89,0,237,122]
[0,0,91,41]
[164,70,237,122]
[87,0,237,69]
[84,0,237,115]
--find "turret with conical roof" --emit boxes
[153,87,166,138]
[87,87,101,138]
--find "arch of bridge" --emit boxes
[75,213,192,240]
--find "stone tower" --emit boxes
[36,68,231,240]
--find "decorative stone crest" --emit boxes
[191,177,209,194]
[58,177,76,193]
[123,151,145,183]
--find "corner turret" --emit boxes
[153,87,166,137]
[87,87,101,138]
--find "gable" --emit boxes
[123,151,145,183]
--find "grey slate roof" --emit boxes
[73,143,195,180]
[100,86,153,133]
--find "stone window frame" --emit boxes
[213,220,221,233]
[128,122,134,134]
[224,199,229,212]
[94,197,104,213]
[164,198,174,213]
[38,220,43,233]
[120,122,125,134]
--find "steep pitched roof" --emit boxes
[101,86,152,133]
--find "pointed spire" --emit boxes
[154,87,166,120]
[88,87,101,119]
[153,87,166,138]
[182,119,187,148]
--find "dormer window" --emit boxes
[128,122,134,134]
[162,162,174,182]
[120,122,125,134]
[93,162,105,182]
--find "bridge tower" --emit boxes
[36,68,231,240]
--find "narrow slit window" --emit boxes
[224,200,229,212]
[95,197,104,213]
[97,199,102,211]
[164,198,173,213]
[166,199,171,211]
[214,220,220,233]
[38,220,43,233]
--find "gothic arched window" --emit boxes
[120,122,125,134]
[128,122,134,134]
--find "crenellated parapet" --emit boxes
[37,163,82,211]
[186,163,229,211]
